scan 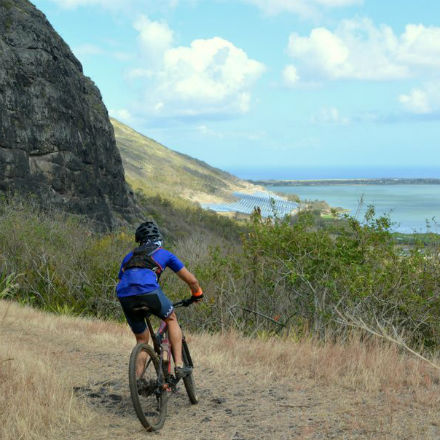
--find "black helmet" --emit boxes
[135,221,162,243]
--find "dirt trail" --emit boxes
[2,305,439,440]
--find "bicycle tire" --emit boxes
[128,343,168,431]
[182,339,198,404]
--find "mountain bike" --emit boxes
[128,298,198,431]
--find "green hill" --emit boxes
[111,118,260,204]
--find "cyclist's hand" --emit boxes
[191,289,204,303]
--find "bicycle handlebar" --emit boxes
[173,297,195,308]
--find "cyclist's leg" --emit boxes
[150,289,184,367]
[135,329,149,344]
[164,312,183,366]
[134,329,150,377]
[119,295,149,335]
[119,295,150,377]
[137,288,189,372]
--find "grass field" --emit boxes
[1,300,439,439]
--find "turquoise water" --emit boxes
[270,184,440,234]
[229,166,440,180]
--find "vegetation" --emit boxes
[0,197,127,318]
[392,231,440,246]
[171,207,440,349]
[1,194,440,353]
[0,194,243,319]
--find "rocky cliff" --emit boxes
[0,0,137,229]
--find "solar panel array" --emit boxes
[202,192,298,217]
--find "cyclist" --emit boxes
[117,221,203,379]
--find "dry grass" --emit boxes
[0,326,92,439]
[191,331,440,397]
[1,300,440,440]
[3,300,440,394]
[0,301,132,440]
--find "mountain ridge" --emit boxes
[111,118,262,205]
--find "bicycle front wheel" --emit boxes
[182,339,198,404]
[128,343,168,431]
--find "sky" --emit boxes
[31,0,440,179]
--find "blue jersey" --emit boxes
[116,247,184,298]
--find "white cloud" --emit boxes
[399,83,440,114]
[285,19,440,84]
[243,0,362,19]
[399,89,430,114]
[45,0,179,10]
[131,34,265,117]
[312,107,349,124]
[46,0,126,8]
[397,24,440,70]
[159,37,264,114]
[133,15,173,62]
[283,65,300,87]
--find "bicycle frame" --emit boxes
[145,315,163,354]
[143,299,192,386]
[141,317,170,389]
[144,298,192,356]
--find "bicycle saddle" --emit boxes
[132,305,151,313]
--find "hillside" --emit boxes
[2,300,439,440]
[111,118,261,204]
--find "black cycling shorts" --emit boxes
[118,287,174,334]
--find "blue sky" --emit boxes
[32,0,440,179]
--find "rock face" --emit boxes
[0,0,137,229]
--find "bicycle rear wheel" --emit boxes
[128,343,168,431]
[182,339,198,404]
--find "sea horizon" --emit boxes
[227,166,440,181]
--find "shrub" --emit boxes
[0,197,132,319]
[1,195,439,350]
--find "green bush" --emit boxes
[198,207,440,345]
[0,194,243,322]
[167,206,440,348]
[0,197,132,319]
[1,196,439,349]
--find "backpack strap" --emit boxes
[122,244,163,279]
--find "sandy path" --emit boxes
[2,305,439,440]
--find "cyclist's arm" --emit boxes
[176,267,202,297]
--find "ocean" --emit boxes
[228,166,440,180]
[271,184,440,234]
